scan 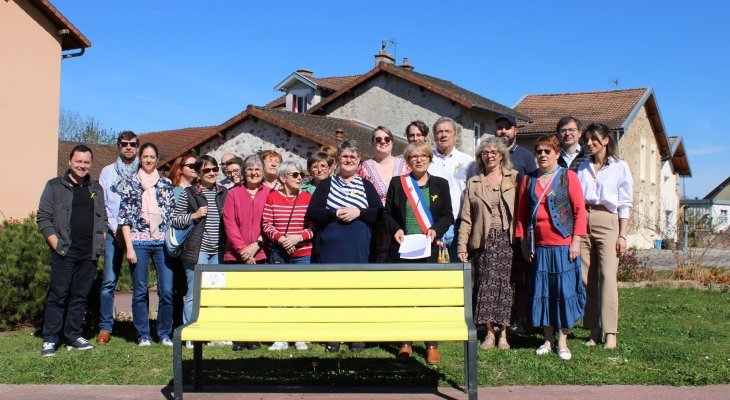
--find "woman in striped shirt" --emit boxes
[262,160,313,352]
[171,155,228,328]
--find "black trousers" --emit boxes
[42,247,96,343]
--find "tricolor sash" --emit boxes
[401,174,434,234]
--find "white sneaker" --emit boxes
[295,341,308,350]
[160,338,174,347]
[268,341,289,351]
[185,341,193,350]
[207,340,232,346]
[138,338,152,347]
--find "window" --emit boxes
[473,123,481,149]
[720,210,728,225]
[639,137,646,182]
[293,95,308,113]
[650,146,657,184]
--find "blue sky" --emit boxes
[55,0,729,198]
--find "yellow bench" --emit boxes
[172,263,478,399]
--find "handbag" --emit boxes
[267,192,300,264]
[165,224,194,257]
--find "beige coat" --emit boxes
[457,168,518,253]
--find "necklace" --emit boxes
[539,168,558,176]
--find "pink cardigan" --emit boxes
[223,185,272,262]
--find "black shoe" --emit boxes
[350,342,365,353]
[232,342,246,351]
[246,342,261,350]
[324,342,339,353]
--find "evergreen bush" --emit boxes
[0,215,51,330]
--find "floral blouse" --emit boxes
[118,176,176,245]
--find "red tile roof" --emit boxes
[307,63,530,122]
[57,141,117,178]
[264,94,286,109]
[513,88,648,135]
[29,0,91,50]
[309,75,362,92]
[138,126,218,166]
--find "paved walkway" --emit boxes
[1,384,728,399]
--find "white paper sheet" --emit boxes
[202,271,226,288]
[398,234,431,259]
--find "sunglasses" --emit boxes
[287,172,305,179]
[374,136,392,144]
[535,149,553,155]
[183,163,195,169]
[200,167,220,174]
[119,141,139,148]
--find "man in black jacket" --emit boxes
[556,116,588,171]
[37,144,107,357]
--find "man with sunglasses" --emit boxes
[494,114,536,184]
[96,131,139,345]
[556,116,587,171]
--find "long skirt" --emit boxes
[472,230,515,326]
[527,245,586,329]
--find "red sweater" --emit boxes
[515,171,586,246]
[262,190,314,257]
[223,185,272,262]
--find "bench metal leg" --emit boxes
[193,342,203,391]
[464,339,478,399]
[173,339,184,400]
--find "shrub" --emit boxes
[0,215,51,330]
[617,247,656,282]
[671,265,730,287]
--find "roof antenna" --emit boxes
[609,78,620,87]
[383,38,397,61]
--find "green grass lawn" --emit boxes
[1,287,728,387]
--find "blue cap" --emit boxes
[495,114,517,126]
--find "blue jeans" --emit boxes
[442,220,461,262]
[183,252,223,325]
[130,244,174,341]
[290,255,311,264]
[99,232,125,333]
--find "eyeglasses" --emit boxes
[481,151,499,157]
[535,149,553,155]
[225,169,241,176]
[183,163,195,169]
[287,172,305,179]
[409,154,429,161]
[559,128,579,135]
[339,155,359,160]
[374,136,392,144]
[200,167,220,174]
[119,141,138,148]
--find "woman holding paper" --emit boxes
[514,135,587,361]
[456,137,518,350]
[383,141,453,365]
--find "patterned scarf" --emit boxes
[113,156,139,194]
[137,168,163,240]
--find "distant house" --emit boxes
[513,88,691,248]
[1,0,90,220]
[682,176,730,234]
[147,50,527,169]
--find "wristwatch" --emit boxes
[256,239,264,248]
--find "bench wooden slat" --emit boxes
[180,321,470,342]
[204,270,464,289]
[196,306,466,323]
[199,288,465,307]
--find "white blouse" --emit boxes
[576,157,633,219]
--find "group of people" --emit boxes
[37,113,632,364]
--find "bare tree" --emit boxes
[58,107,117,144]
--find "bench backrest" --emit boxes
[189,263,473,324]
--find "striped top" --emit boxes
[174,187,223,253]
[262,190,314,257]
[326,175,369,210]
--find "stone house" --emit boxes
[513,88,692,248]
[143,50,526,171]
[1,0,90,220]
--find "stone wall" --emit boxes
[323,74,496,155]
[200,118,320,170]
[620,106,662,248]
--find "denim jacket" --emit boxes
[526,167,574,238]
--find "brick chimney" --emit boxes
[400,58,414,71]
[374,49,395,67]
[296,69,314,78]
